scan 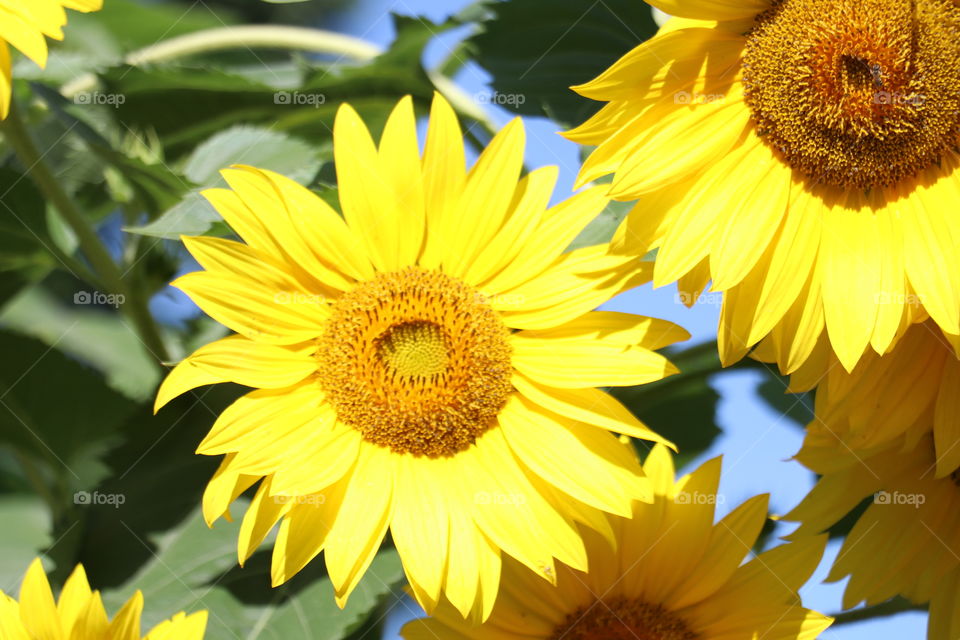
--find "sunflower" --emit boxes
[787,431,960,639]
[754,319,960,476]
[566,0,960,373]
[403,445,832,640]
[0,558,207,639]
[154,93,689,621]
[0,0,103,119]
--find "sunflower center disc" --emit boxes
[317,266,512,457]
[742,0,960,189]
[553,599,699,640]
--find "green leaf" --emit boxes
[472,0,658,126]
[95,499,405,639]
[0,494,51,590]
[68,0,237,53]
[0,330,138,493]
[0,286,160,402]
[612,342,722,469]
[126,126,326,239]
[756,374,815,428]
[97,14,450,156]
[567,199,631,250]
[0,168,56,306]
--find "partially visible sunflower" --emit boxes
[754,319,960,477]
[155,93,689,621]
[566,0,960,373]
[0,0,103,119]
[403,445,832,640]
[0,558,207,639]
[787,432,960,639]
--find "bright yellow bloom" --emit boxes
[155,93,688,620]
[0,558,207,639]
[0,0,103,119]
[403,446,832,640]
[757,319,960,476]
[788,432,960,639]
[567,0,960,373]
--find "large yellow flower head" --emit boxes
[566,0,960,373]
[403,446,832,640]
[760,319,960,477]
[0,558,207,639]
[788,433,960,639]
[0,0,103,119]
[155,93,689,621]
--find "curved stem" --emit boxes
[60,25,498,136]
[830,598,925,625]
[1,101,169,364]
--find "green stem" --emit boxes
[1,101,169,363]
[830,598,925,625]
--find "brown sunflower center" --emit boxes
[742,0,960,189]
[316,266,512,457]
[951,469,960,488]
[552,598,699,640]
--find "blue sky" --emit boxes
[317,0,929,637]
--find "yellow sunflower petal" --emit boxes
[173,271,328,345]
[376,95,426,266]
[644,0,770,21]
[18,559,64,640]
[820,193,882,371]
[0,42,11,120]
[442,118,525,277]
[420,92,466,269]
[106,591,143,640]
[512,373,673,446]
[325,443,394,605]
[494,247,651,330]
[511,332,678,388]
[463,165,555,286]
[57,565,92,636]
[479,185,610,294]
[499,394,647,516]
[333,102,408,271]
